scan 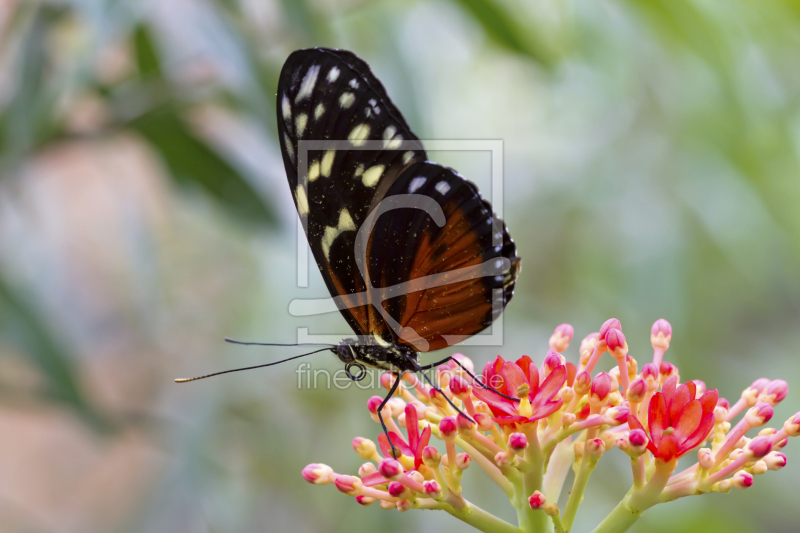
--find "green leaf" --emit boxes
[129,106,276,227]
[133,23,163,79]
[452,0,555,68]
[0,274,107,429]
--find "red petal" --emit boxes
[493,415,530,426]
[686,381,697,400]
[378,432,413,458]
[648,393,668,446]
[405,403,420,450]
[528,398,564,421]
[670,383,693,424]
[682,412,715,452]
[699,389,719,417]
[529,363,540,397]
[482,356,506,393]
[361,472,390,487]
[501,361,530,400]
[566,362,577,387]
[472,386,518,416]
[655,434,680,462]
[515,356,533,382]
[415,426,432,468]
[662,375,678,413]
[674,399,701,441]
[532,365,567,407]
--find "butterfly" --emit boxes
[176,48,521,452]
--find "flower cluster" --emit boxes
[302,319,798,533]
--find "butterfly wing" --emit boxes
[366,161,521,352]
[276,48,425,339]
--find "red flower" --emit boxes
[627,376,718,462]
[376,403,432,469]
[473,356,566,425]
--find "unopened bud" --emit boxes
[529,490,546,509]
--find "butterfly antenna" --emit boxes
[224,338,336,347]
[174,347,332,383]
[418,370,476,424]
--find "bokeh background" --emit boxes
[1,0,800,532]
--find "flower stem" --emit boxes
[589,497,642,533]
[441,499,525,533]
[561,452,597,531]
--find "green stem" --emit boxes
[441,499,525,533]
[543,438,573,502]
[561,453,598,531]
[588,496,642,533]
[521,423,550,533]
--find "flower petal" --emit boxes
[670,383,693,424]
[472,385,517,416]
[527,398,564,421]
[515,355,534,382]
[405,403,420,451]
[532,365,567,407]
[529,363,540,397]
[415,426,432,468]
[361,472,391,487]
[627,414,658,455]
[699,389,719,417]
[648,392,668,446]
[674,399,701,441]
[681,412,715,452]
[566,362,577,387]
[655,433,680,462]
[378,432,413,458]
[661,375,678,412]
[501,361,530,399]
[493,415,531,426]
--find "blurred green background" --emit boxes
[1,0,799,532]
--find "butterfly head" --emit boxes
[335,338,358,365]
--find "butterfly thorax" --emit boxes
[335,337,420,375]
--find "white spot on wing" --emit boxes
[296,185,309,216]
[321,208,357,260]
[386,134,402,149]
[369,99,377,106]
[327,67,340,82]
[284,133,294,162]
[354,164,364,177]
[339,92,355,108]
[383,126,396,145]
[402,151,414,164]
[348,124,370,146]
[282,95,291,121]
[349,79,359,89]
[295,65,320,103]
[314,103,325,120]
[308,161,320,182]
[295,113,308,137]
[321,150,335,177]
[362,165,385,187]
[435,181,451,195]
[409,177,426,193]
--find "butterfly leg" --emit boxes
[415,368,476,424]
[376,372,402,459]
[417,356,521,403]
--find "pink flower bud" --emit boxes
[455,414,475,433]
[396,498,412,512]
[352,437,377,459]
[659,361,677,377]
[692,380,706,398]
[334,475,362,495]
[641,362,659,382]
[358,462,377,477]
[380,373,395,390]
[302,463,334,484]
[423,480,442,498]
[544,351,562,373]
[717,397,731,410]
[616,435,631,452]
[762,380,788,405]
[784,412,800,437]
[591,372,612,403]
[629,429,649,454]
[455,452,471,470]
[494,451,513,468]
[550,323,574,352]
[422,445,441,466]
[732,471,753,490]
[749,378,771,394]
[529,490,547,509]
[651,318,672,342]
[745,403,774,427]
[449,375,472,399]
[747,436,773,459]
[580,333,599,364]
[628,378,647,403]
[765,452,787,471]
[378,458,404,480]
[452,353,475,373]
[474,412,495,432]
[508,432,529,452]
[356,495,375,506]
[586,438,605,458]
[388,481,407,497]
[599,318,622,340]
[604,406,630,426]
[698,448,715,470]
[367,396,385,414]
[574,371,592,396]
[605,329,627,358]
[439,416,458,440]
